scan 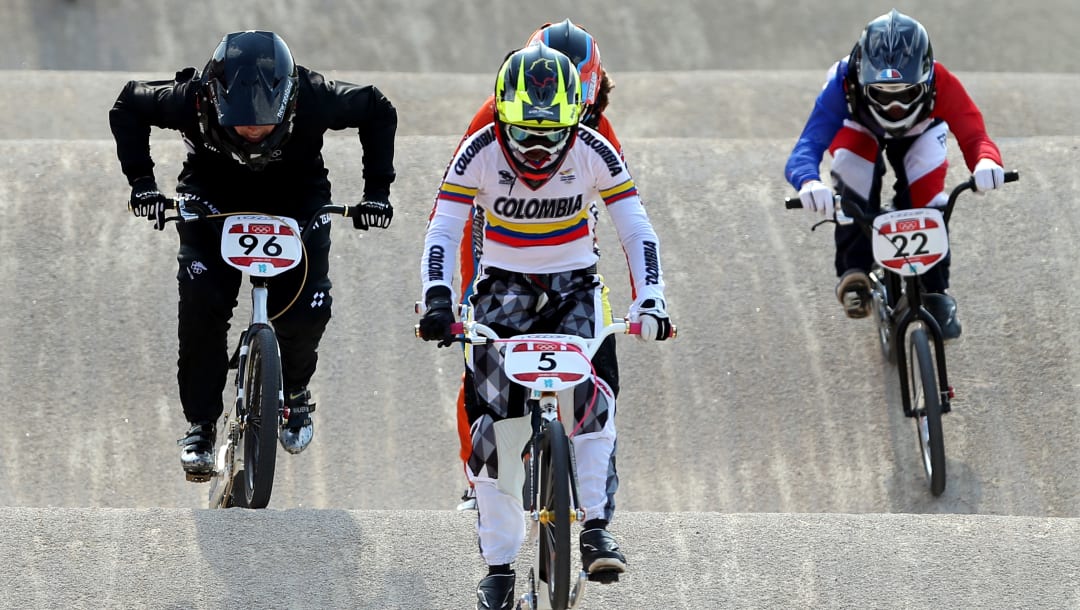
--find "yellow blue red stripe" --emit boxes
[486,216,590,247]
[439,181,478,205]
[600,179,637,205]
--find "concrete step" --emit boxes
[3,0,1077,74]
[2,507,1076,609]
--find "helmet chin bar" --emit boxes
[869,102,924,135]
[506,136,569,167]
[510,147,555,169]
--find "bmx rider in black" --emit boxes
[109,30,397,478]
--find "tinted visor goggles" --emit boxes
[865,83,926,109]
[506,125,571,149]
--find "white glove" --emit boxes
[798,180,834,217]
[630,298,673,341]
[973,158,1005,193]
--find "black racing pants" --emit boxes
[174,214,333,424]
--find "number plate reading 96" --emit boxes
[502,334,592,392]
[220,215,304,277]
[871,208,949,277]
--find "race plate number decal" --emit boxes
[871,208,949,277]
[220,215,304,276]
[503,336,592,392]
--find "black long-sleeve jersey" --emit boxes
[109,65,397,217]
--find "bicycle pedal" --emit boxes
[185,471,212,483]
[586,571,619,584]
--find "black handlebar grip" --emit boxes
[785,197,802,209]
[1004,170,1020,183]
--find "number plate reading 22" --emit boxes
[502,334,593,392]
[220,215,304,277]
[871,208,949,277]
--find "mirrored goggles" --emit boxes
[507,124,570,144]
[865,83,925,109]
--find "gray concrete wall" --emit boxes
[1,0,1075,73]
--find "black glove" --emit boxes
[352,199,393,230]
[129,177,169,231]
[418,286,456,347]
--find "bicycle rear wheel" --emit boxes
[538,419,572,610]
[908,327,946,496]
[239,325,281,508]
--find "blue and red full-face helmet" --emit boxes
[199,30,298,169]
[526,19,603,122]
[848,10,936,136]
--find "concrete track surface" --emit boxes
[1,1,1079,608]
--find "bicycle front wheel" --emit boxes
[240,325,281,508]
[538,419,572,610]
[871,268,897,363]
[908,327,946,496]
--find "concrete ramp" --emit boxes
[3,134,1079,517]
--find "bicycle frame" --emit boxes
[454,311,637,509]
[211,212,304,508]
[786,169,1018,496]
[450,307,642,610]
[858,171,1019,415]
[163,201,359,508]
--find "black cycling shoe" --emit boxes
[835,269,873,319]
[580,528,627,576]
[280,387,315,455]
[923,292,963,340]
[476,572,515,610]
[178,421,215,481]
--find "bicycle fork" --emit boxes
[528,394,586,523]
[892,291,955,416]
[523,392,589,610]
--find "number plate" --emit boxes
[871,208,949,277]
[501,334,592,392]
[220,215,303,277]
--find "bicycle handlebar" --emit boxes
[158,199,365,238]
[784,170,1020,226]
[448,319,650,360]
[413,312,677,346]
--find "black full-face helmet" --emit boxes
[847,10,936,136]
[198,30,298,169]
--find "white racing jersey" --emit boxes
[421,123,665,308]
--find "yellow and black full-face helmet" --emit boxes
[494,43,581,187]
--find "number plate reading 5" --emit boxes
[871,208,949,277]
[502,334,592,392]
[220,215,304,277]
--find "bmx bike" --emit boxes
[425,303,675,610]
[162,200,364,508]
[786,170,1018,495]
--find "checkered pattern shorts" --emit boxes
[465,268,614,478]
